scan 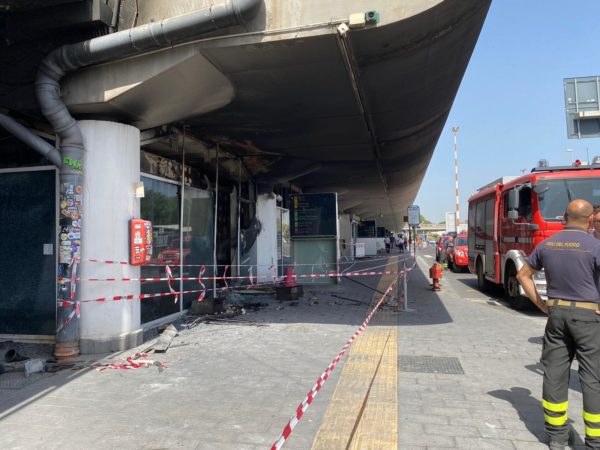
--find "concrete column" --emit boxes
[256,194,278,282]
[77,121,142,354]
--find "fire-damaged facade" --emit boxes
[0,0,491,355]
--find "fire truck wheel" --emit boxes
[476,258,489,292]
[505,264,530,310]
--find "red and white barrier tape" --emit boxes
[87,259,128,265]
[95,352,167,371]
[165,265,179,303]
[84,254,406,268]
[248,266,255,285]
[57,288,207,307]
[270,277,399,450]
[56,301,80,332]
[79,270,404,283]
[198,265,206,301]
[70,257,79,300]
[222,265,229,290]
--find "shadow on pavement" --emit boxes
[396,259,453,326]
[0,360,95,418]
[452,273,546,318]
[488,387,585,448]
[488,387,544,440]
[524,361,582,394]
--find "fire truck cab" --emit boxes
[468,161,600,309]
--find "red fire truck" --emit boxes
[468,160,600,309]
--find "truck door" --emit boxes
[484,198,495,277]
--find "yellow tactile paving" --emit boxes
[312,261,398,450]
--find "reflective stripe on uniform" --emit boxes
[584,411,600,423]
[543,400,568,413]
[584,411,600,437]
[544,413,568,426]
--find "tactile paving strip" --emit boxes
[398,355,465,375]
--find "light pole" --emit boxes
[452,127,460,233]
[566,148,573,164]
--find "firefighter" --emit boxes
[517,199,600,449]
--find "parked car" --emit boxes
[446,233,468,272]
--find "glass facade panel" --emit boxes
[182,186,214,309]
[140,176,180,323]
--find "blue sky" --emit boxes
[415,0,600,223]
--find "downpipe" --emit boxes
[32,0,262,358]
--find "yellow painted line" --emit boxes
[312,261,398,450]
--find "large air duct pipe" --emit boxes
[29,0,262,358]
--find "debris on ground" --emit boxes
[94,353,167,372]
[225,291,270,311]
[0,341,52,380]
[23,359,46,377]
[202,317,267,327]
[153,324,178,353]
[182,313,268,329]
[330,294,364,305]
[231,284,276,295]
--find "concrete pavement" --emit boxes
[398,250,584,449]
[0,249,589,449]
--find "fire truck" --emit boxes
[468,160,600,309]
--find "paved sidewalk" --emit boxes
[398,252,584,449]
[0,255,409,450]
[0,250,588,449]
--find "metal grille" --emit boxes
[398,355,465,375]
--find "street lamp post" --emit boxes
[452,127,460,233]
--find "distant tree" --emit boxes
[420,214,432,224]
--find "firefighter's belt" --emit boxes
[547,299,600,310]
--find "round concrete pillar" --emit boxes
[77,120,142,354]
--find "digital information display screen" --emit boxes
[290,193,337,238]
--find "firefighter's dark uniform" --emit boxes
[527,227,600,448]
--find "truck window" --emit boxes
[538,177,600,221]
[476,201,485,233]
[518,187,532,221]
[485,198,494,236]
[468,202,476,233]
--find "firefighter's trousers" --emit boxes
[541,305,600,448]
